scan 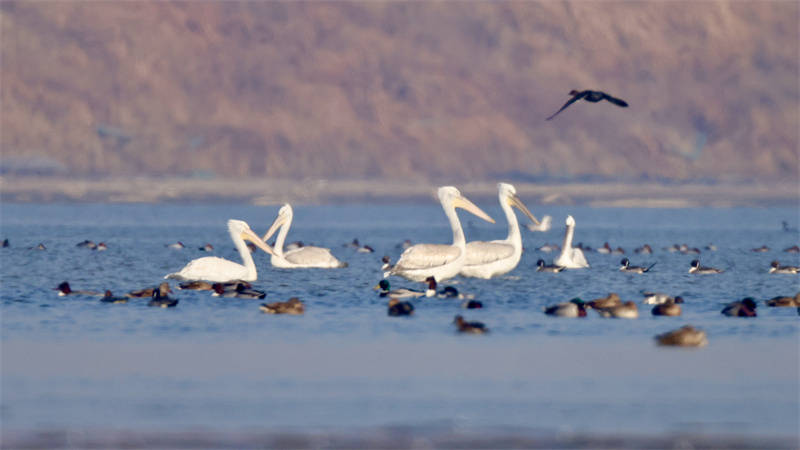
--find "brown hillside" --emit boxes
[1,2,798,182]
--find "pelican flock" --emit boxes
[165,219,274,282]
[385,186,495,282]
[262,204,348,269]
[460,183,540,279]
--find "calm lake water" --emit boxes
[1,203,798,445]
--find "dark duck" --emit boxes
[546,90,628,121]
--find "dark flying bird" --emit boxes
[546,90,629,121]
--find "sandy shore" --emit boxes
[1,176,797,207]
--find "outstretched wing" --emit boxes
[546,93,584,121]
[601,93,628,107]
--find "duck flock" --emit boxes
[10,183,798,347]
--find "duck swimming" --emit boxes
[642,292,678,305]
[536,259,565,273]
[259,297,305,315]
[544,298,587,317]
[373,279,429,299]
[387,298,415,316]
[586,293,621,310]
[651,298,683,316]
[462,299,483,309]
[765,293,800,307]
[126,282,171,298]
[546,90,629,121]
[721,298,757,317]
[689,260,723,274]
[426,276,473,299]
[596,301,638,319]
[100,291,128,304]
[453,315,489,334]
[212,282,266,299]
[148,289,178,308]
[654,325,708,347]
[769,261,799,274]
[619,258,656,274]
[177,281,214,290]
[54,281,100,297]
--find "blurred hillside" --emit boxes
[1,2,798,183]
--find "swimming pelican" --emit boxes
[386,186,495,282]
[554,215,590,269]
[165,219,274,282]
[262,204,347,269]
[460,183,539,279]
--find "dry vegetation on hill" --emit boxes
[1,2,797,184]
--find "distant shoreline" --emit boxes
[1,176,797,207]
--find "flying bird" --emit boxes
[546,90,628,121]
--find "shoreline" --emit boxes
[1,176,797,207]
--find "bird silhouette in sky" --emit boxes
[546,90,629,120]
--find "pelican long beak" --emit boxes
[454,196,495,224]
[243,228,275,256]
[261,215,286,243]
[509,194,540,225]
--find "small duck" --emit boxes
[721,298,757,317]
[54,281,100,297]
[212,282,265,299]
[537,243,560,253]
[462,299,483,309]
[704,244,717,252]
[619,258,656,273]
[344,238,361,249]
[751,245,770,253]
[654,325,708,347]
[765,293,800,307]
[689,260,723,274]
[356,243,375,253]
[259,297,305,315]
[587,293,621,310]
[100,291,128,304]
[596,242,613,254]
[536,259,565,273]
[526,215,552,232]
[94,242,108,251]
[148,290,178,308]
[769,261,799,274]
[642,292,675,305]
[380,256,393,271]
[453,315,489,334]
[596,301,638,319]
[126,282,171,298]
[76,240,97,249]
[2,238,9,247]
[166,242,185,250]
[198,243,214,252]
[374,280,428,298]
[651,298,683,316]
[681,246,701,255]
[387,298,415,316]
[634,244,652,255]
[178,281,214,290]
[33,243,46,251]
[544,298,587,317]
[664,244,680,253]
[545,89,628,121]
[783,245,800,253]
[426,276,473,299]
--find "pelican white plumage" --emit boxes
[554,215,590,269]
[165,219,274,282]
[262,204,347,269]
[386,186,495,282]
[460,183,540,279]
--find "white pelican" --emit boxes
[460,183,540,279]
[165,219,274,282]
[554,215,590,269]
[386,186,495,282]
[262,204,347,269]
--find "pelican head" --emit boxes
[498,182,539,225]
[566,215,576,227]
[437,186,495,224]
[262,204,294,242]
[229,219,275,256]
